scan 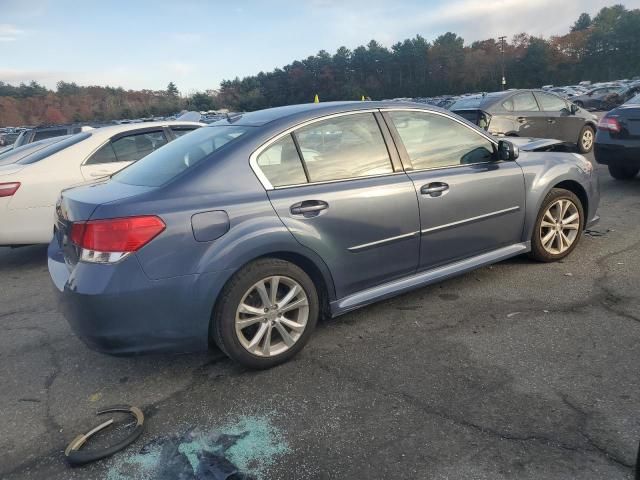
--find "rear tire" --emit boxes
[211,258,319,369]
[577,125,594,153]
[608,165,639,180]
[574,101,584,108]
[529,188,584,262]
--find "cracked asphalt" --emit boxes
[1,154,639,479]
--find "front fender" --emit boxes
[517,152,599,242]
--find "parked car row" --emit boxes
[46,101,600,369]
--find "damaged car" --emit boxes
[449,90,598,153]
[48,101,600,369]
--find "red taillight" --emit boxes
[71,216,165,252]
[597,117,620,133]
[0,182,20,197]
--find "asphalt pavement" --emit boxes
[1,152,639,480]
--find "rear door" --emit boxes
[80,129,168,180]
[255,111,421,298]
[383,109,526,271]
[534,91,583,143]
[502,92,548,138]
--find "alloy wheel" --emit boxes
[581,129,594,151]
[235,276,309,357]
[539,199,580,255]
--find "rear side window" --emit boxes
[293,113,393,182]
[111,131,167,162]
[536,92,567,111]
[86,143,118,164]
[257,135,307,187]
[389,111,495,169]
[114,125,250,187]
[510,92,539,111]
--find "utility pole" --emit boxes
[498,36,507,90]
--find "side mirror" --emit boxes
[570,104,579,114]
[498,140,519,161]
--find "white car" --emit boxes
[0,121,203,245]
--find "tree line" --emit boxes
[0,4,638,126]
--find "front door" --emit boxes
[384,109,526,270]
[254,112,420,298]
[534,91,584,144]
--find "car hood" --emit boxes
[506,137,566,152]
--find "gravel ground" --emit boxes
[1,151,639,480]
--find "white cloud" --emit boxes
[0,23,25,42]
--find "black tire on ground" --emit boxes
[608,165,640,180]
[577,125,595,154]
[210,258,319,369]
[574,101,584,108]
[529,188,585,263]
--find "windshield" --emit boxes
[113,125,252,187]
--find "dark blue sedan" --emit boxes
[48,101,600,368]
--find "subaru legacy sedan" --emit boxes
[48,102,600,369]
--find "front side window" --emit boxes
[293,113,393,182]
[535,92,568,112]
[388,111,495,170]
[257,135,307,187]
[171,127,199,138]
[111,131,168,162]
[511,92,540,111]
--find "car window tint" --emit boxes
[86,142,118,164]
[33,129,67,141]
[512,92,539,111]
[111,131,167,162]
[536,92,567,111]
[389,111,495,169]
[171,127,199,138]
[257,134,307,187]
[293,113,392,182]
[113,125,251,187]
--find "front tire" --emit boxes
[577,125,595,153]
[211,258,319,369]
[608,165,639,180]
[529,188,584,262]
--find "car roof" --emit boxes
[214,101,451,127]
[86,121,204,141]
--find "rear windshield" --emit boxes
[18,133,89,165]
[0,134,85,166]
[113,125,251,187]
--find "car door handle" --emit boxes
[421,182,449,197]
[547,119,556,124]
[290,200,329,217]
[516,117,527,123]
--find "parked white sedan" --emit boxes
[0,121,203,245]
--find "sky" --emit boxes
[1,0,639,93]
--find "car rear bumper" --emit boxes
[594,143,640,167]
[47,240,231,355]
